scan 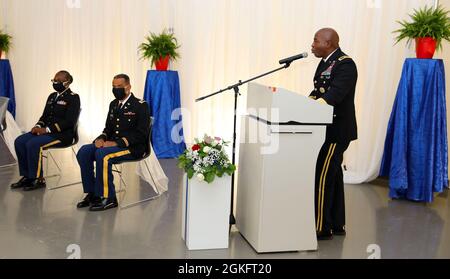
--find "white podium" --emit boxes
[236,83,333,253]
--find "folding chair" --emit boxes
[42,109,81,190]
[113,117,161,209]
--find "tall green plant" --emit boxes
[394,5,450,50]
[138,29,180,67]
[0,30,12,53]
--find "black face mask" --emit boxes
[53,82,66,93]
[113,88,126,100]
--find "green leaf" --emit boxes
[205,172,215,183]
[187,168,194,179]
[177,161,185,169]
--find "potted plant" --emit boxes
[394,5,450,59]
[178,135,236,250]
[0,30,12,59]
[138,29,180,71]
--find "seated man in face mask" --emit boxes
[76,74,150,211]
[11,70,81,191]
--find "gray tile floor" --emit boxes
[0,147,449,259]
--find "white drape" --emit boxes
[1,0,448,184]
[3,111,21,159]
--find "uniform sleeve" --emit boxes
[321,60,357,107]
[36,95,53,127]
[309,89,319,100]
[95,102,114,141]
[116,102,150,148]
[48,94,81,133]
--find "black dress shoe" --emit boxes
[89,197,118,212]
[11,177,33,189]
[317,230,333,240]
[23,179,46,191]
[333,226,347,235]
[77,193,97,209]
[333,227,347,236]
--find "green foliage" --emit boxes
[394,5,450,50]
[138,29,180,67]
[178,135,237,184]
[0,30,12,53]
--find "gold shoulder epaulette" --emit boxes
[139,100,146,104]
[339,55,351,61]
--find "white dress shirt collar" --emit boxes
[324,48,339,63]
[119,93,132,108]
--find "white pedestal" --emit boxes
[182,174,232,250]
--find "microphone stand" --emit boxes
[196,61,294,229]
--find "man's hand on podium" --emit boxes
[317,98,328,105]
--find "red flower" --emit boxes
[192,144,201,151]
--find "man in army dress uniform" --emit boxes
[309,28,358,240]
[76,74,150,211]
[11,71,80,191]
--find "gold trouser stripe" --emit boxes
[316,144,334,231]
[319,144,336,231]
[317,143,336,232]
[36,140,61,178]
[103,150,131,198]
[55,123,62,132]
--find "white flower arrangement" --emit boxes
[178,135,236,183]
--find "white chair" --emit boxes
[112,117,161,209]
[0,96,17,168]
[42,109,81,190]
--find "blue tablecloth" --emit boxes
[0,60,16,118]
[143,70,186,158]
[380,59,448,202]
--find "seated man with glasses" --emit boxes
[11,70,81,191]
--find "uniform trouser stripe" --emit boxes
[37,140,61,178]
[317,143,336,231]
[103,150,131,198]
[316,144,334,231]
[319,144,336,231]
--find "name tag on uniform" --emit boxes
[124,112,136,116]
[57,100,67,106]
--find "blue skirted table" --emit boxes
[380,58,448,202]
[0,59,16,117]
[143,70,186,158]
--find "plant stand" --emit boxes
[181,174,232,250]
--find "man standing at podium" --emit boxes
[309,28,358,240]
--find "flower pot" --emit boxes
[155,55,170,71]
[416,37,437,59]
[181,174,232,250]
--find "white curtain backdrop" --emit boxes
[1,0,447,184]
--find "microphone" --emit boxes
[279,52,308,65]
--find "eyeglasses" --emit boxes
[51,79,67,84]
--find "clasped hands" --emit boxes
[95,139,118,148]
[31,127,48,136]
